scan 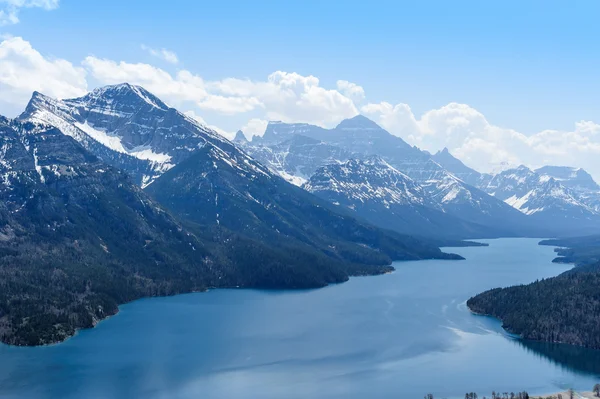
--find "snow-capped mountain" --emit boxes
[479,165,600,233]
[245,116,533,236]
[145,142,460,267]
[431,147,492,187]
[240,134,354,186]
[303,157,505,238]
[259,116,422,160]
[536,166,600,192]
[304,156,432,208]
[536,165,600,212]
[19,84,232,187]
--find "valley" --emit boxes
[1,83,600,398]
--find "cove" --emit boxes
[0,238,599,399]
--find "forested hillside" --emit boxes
[467,263,600,349]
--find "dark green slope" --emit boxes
[467,263,600,349]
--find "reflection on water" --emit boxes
[518,339,600,377]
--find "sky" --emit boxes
[2,0,600,178]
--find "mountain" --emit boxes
[19,84,232,187]
[478,166,600,234]
[536,166,600,192]
[240,134,353,186]
[19,84,463,261]
[0,117,225,346]
[303,157,505,238]
[536,166,600,212]
[144,142,463,270]
[246,116,535,237]
[233,130,248,144]
[259,116,422,160]
[432,147,491,187]
[19,84,460,266]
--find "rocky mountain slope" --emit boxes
[304,157,506,238]
[145,143,462,270]
[536,166,600,212]
[19,84,232,187]
[431,147,491,187]
[478,165,600,233]
[244,117,534,237]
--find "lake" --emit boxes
[1,238,599,399]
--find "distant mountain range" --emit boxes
[432,149,600,235]
[304,157,508,238]
[240,117,563,238]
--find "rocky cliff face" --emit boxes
[19,84,232,187]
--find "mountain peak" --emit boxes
[69,83,170,111]
[233,130,247,143]
[536,165,600,191]
[335,114,381,130]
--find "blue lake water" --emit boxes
[1,238,599,399]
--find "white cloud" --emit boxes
[363,101,600,180]
[197,95,262,114]
[141,44,179,64]
[0,36,87,110]
[82,57,208,107]
[336,80,365,101]
[240,118,268,138]
[205,71,359,126]
[0,0,58,25]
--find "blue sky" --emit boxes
[2,0,600,176]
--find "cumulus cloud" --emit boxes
[0,36,87,110]
[207,71,359,126]
[141,44,179,64]
[82,56,208,107]
[336,80,365,101]
[363,101,600,179]
[240,118,268,138]
[0,0,58,25]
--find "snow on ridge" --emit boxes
[74,121,172,164]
